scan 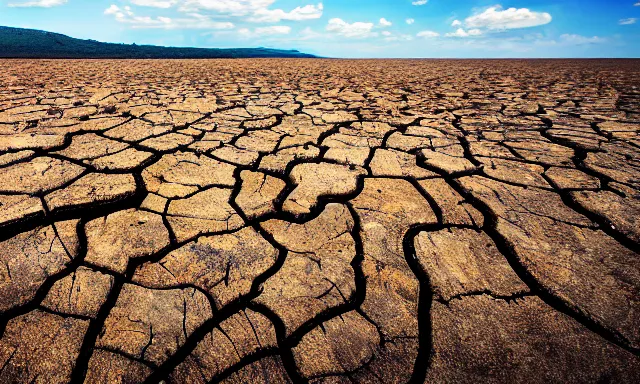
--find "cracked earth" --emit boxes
[0,59,639,383]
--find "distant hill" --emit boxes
[0,26,315,59]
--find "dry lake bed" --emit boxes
[0,59,639,383]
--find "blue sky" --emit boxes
[1,0,639,57]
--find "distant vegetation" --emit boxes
[0,26,315,59]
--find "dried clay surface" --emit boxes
[0,59,639,384]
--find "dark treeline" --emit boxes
[0,26,316,59]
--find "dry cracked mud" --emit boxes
[0,59,639,383]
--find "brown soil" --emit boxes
[0,59,639,383]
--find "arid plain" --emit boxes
[0,59,638,383]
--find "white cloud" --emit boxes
[104,4,234,29]
[465,6,552,30]
[117,1,322,24]
[406,18,415,25]
[379,18,392,27]
[179,0,277,16]
[247,3,323,23]
[130,0,178,8]
[445,28,482,37]
[8,0,66,7]
[104,4,120,15]
[105,5,134,16]
[451,19,462,27]
[412,0,428,5]
[619,18,637,25]
[326,18,376,38]
[105,1,322,30]
[417,30,439,38]
[635,2,640,5]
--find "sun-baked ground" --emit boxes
[0,59,639,384]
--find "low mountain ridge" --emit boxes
[0,26,315,59]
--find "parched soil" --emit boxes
[0,59,639,383]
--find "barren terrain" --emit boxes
[0,59,639,383]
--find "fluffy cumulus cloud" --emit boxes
[103,0,322,25]
[104,4,234,29]
[446,28,482,37]
[406,18,415,25]
[379,18,392,27]
[7,0,66,7]
[102,0,323,30]
[465,6,552,30]
[619,18,637,25]
[326,18,376,38]
[247,3,323,23]
[451,19,461,27]
[412,0,428,5]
